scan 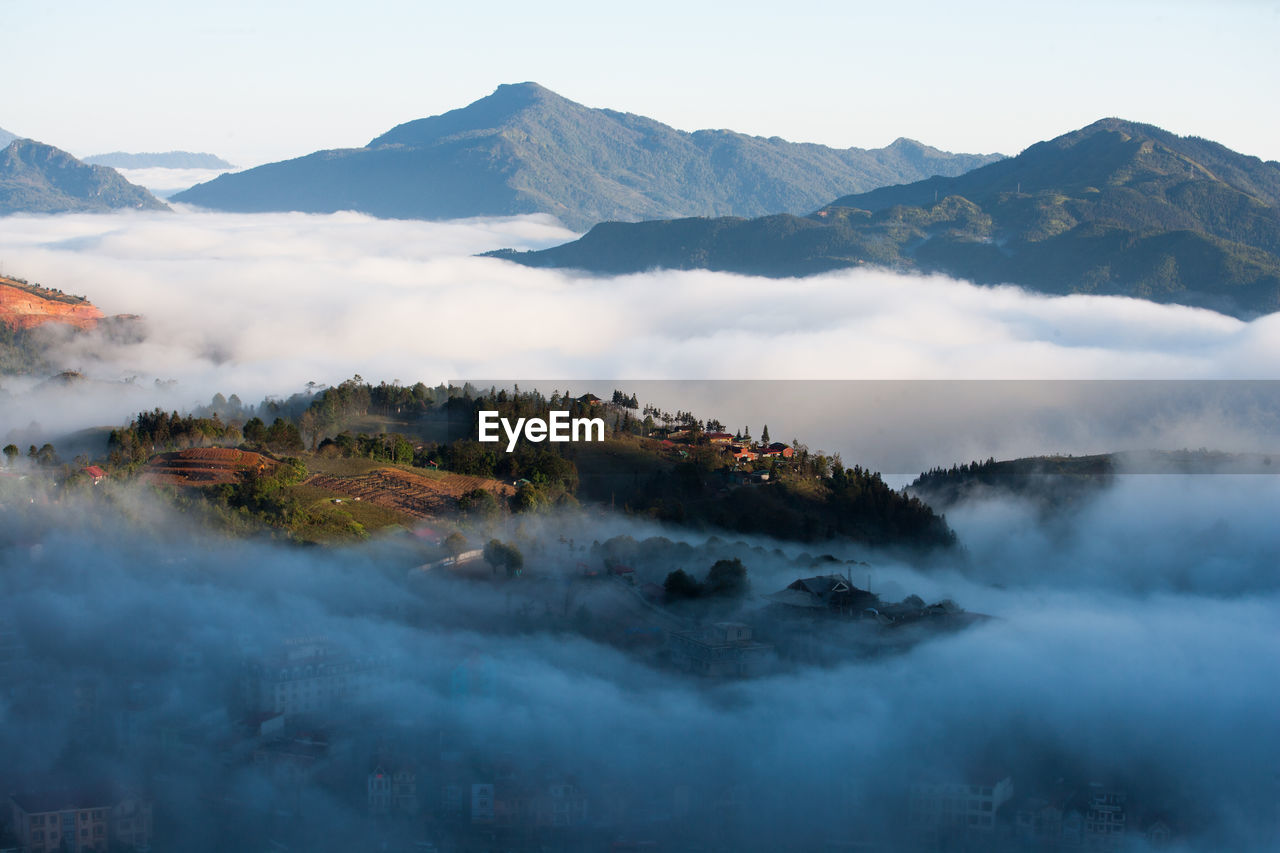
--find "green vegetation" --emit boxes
[173,82,999,230]
[496,118,1280,318]
[663,557,750,602]
[0,322,49,374]
[483,539,524,577]
[72,380,957,551]
[0,139,166,214]
[214,456,308,525]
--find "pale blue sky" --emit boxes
[4,0,1277,166]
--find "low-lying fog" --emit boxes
[0,474,1276,851]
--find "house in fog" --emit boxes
[7,786,152,853]
[908,770,1013,850]
[766,574,878,616]
[666,622,773,677]
[1083,784,1128,852]
[239,636,389,715]
[368,756,419,817]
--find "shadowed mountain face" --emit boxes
[492,119,1280,318]
[172,82,1001,230]
[0,139,168,215]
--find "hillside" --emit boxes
[172,82,1000,230]
[0,139,168,214]
[908,449,1280,515]
[492,119,1280,318]
[0,127,16,148]
[85,151,233,169]
[0,276,105,330]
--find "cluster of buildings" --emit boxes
[4,788,152,853]
[907,773,1184,852]
[650,425,795,469]
[238,636,391,716]
[766,573,972,628]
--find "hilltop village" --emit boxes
[2,380,955,549]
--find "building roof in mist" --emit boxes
[10,784,139,813]
[767,575,876,608]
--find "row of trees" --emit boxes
[663,558,750,601]
[2,443,58,466]
[107,410,304,467]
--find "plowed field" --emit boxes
[304,467,513,519]
[144,448,277,487]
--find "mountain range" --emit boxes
[85,151,234,170]
[1,138,168,215]
[491,119,1280,318]
[0,126,16,149]
[172,82,1001,230]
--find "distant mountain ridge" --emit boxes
[0,127,17,149]
[173,82,1001,229]
[0,139,169,215]
[492,119,1280,318]
[85,151,233,169]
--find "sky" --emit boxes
[4,0,1278,166]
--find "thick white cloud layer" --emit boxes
[110,167,240,199]
[1,210,1278,455]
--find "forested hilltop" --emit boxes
[8,379,954,551]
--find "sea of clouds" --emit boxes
[1,209,1277,465]
[1,209,1278,849]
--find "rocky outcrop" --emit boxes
[0,276,105,330]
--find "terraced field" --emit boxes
[143,447,277,487]
[304,467,513,519]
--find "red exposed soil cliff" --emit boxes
[0,276,105,330]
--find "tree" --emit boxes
[761,425,770,444]
[2,444,17,466]
[459,487,501,518]
[243,417,267,444]
[510,483,546,513]
[298,409,320,451]
[444,532,469,559]
[277,457,308,485]
[706,558,749,598]
[265,418,304,453]
[663,569,702,600]
[483,539,524,577]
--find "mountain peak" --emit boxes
[176,86,1002,229]
[370,82,577,148]
[489,81,558,103]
